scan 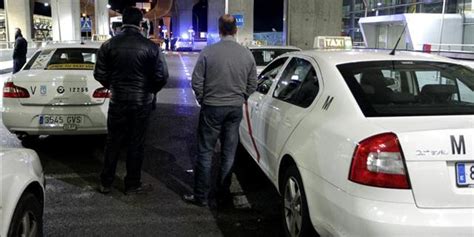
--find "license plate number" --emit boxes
[455,163,474,187]
[39,115,83,129]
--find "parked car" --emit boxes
[1,148,45,236]
[240,48,474,236]
[2,42,109,141]
[174,37,193,51]
[248,45,301,74]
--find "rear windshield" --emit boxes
[337,61,474,117]
[26,48,98,70]
[252,49,299,66]
[46,48,97,70]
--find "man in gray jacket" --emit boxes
[184,14,257,207]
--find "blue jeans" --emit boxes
[193,105,243,202]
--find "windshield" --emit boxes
[337,61,474,117]
[251,48,299,66]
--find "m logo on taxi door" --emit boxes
[450,135,466,155]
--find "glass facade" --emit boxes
[342,0,473,44]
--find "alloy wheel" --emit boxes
[284,176,303,237]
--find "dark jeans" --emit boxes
[193,105,243,202]
[13,58,26,74]
[100,102,152,189]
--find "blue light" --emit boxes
[181,33,189,39]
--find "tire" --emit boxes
[17,135,39,147]
[282,166,317,237]
[7,192,43,237]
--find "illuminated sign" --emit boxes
[314,36,352,49]
[233,14,244,28]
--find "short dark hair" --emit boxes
[123,7,143,26]
[219,14,237,36]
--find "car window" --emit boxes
[251,48,299,66]
[338,61,474,116]
[23,51,42,70]
[46,48,98,70]
[273,57,320,108]
[256,57,288,94]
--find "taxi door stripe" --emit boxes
[244,101,261,162]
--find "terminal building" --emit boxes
[0,1,472,52]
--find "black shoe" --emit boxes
[98,185,111,194]
[183,194,208,207]
[124,183,153,195]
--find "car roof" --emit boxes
[248,45,301,51]
[287,49,457,65]
[41,42,102,50]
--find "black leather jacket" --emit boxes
[94,25,168,105]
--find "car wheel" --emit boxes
[8,192,43,237]
[282,166,315,237]
[18,135,39,147]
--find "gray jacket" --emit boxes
[192,36,257,107]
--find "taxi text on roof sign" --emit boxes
[314,36,352,50]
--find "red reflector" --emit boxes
[93,87,111,98]
[3,82,30,98]
[349,133,410,189]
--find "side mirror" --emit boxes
[384,77,396,86]
[257,83,270,94]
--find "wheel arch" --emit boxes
[278,154,297,194]
[23,181,45,208]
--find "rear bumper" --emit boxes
[300,168,474,237]
[2,99,108,135]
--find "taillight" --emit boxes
[93,87,111,98]
[3,82,30,98]
[349,133,410,189]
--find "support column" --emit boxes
[207,0,225,44]
[207,0,254,45]
[5,0,32,42]
[285,0,343,49]
[173,0,195,40]
[95,0,110,36]
[228,0,254,45]
[51,0,81,42]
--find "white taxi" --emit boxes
[239,46,474,236]
[248,45,301,74]
[2,43,109,141]
[1,148,45,236]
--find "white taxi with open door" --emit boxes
[2,43,109,141]
[239,37,474,236]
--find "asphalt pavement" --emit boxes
[0,52,283,236]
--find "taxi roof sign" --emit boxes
[314,36,352,50]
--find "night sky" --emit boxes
[254,0,284,32]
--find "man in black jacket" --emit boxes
[94,7,168,195]
[13,28,27,74]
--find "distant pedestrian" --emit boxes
[94,7,168,195]
[12,28,27,74]
[184,14,257,207]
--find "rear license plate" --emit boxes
[455,162,474,187]
[39,115,83,129]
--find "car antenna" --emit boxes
[389,23,408,56]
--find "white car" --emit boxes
[239,49,474,236]
[1,148,45,236]
[248,45,301,74]
[2,43,109,141]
